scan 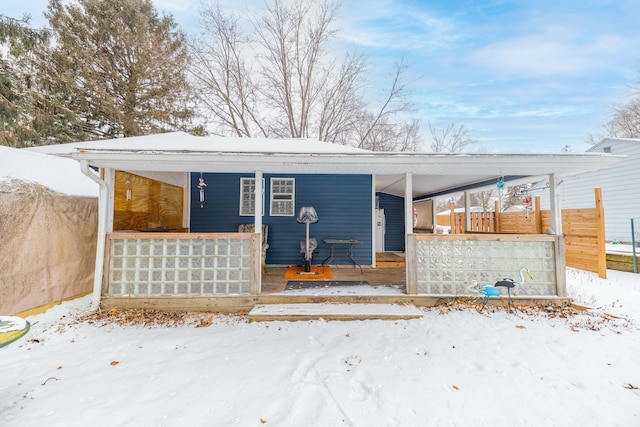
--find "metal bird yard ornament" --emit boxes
[467,267,532,312]
[494,267,533,309]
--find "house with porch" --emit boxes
[32,132,624,312]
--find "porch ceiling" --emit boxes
[30,132,625,199]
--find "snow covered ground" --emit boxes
[1,268,639,427]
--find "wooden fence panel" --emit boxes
[497,212,538,234]
[454,212,496,233]
[114,171,184,231]
[448,189,606,277]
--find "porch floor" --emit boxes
[261,266,407,294]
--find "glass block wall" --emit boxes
[107,237,252,296]
[416,237,557,296]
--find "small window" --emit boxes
[603,146,612,153]
[239,178,265,216]
[270,178,295,216]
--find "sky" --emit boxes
[3,0,640,153]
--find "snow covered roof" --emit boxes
[26,132,627,199]
[0,146,98,197]
[436,207,486,216]
[26,131,370,155]
[589,137,640,153]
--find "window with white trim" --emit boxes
[239,178,265,216]
[270,178,295,216]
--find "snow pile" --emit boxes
[567,268,640,323]
[0,146,98,197]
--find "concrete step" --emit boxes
[248,303,424,322]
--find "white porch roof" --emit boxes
[30,132,626,198]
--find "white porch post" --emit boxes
[104,168,115,232]
[549,173,562,235]
[464,190,471,232]
[182,173,190,230]
[405,172,413,236]
[431,197,437,234]
[405,173,418,294]
[372,174,377,267]
[253,170,263,295]
[254,170,263,233]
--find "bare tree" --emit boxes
[254,0,338,138]
[469,190,495,212]
[588,74,640,144]
[606,95,640,138]
[355,61,421,151]
[427,121,477,152]
[501,183,530,211]
[189,4,265,137]
[316,52,367,143]
[190,0,419,151]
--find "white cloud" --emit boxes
[153,0,195,13]
[337,1,460,51]
[468,28,629,77]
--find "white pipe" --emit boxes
[80,160,108,312]
[305,222,311,260]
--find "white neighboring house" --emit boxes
[535,138,639,242]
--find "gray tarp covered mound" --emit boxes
[0,180,98,315]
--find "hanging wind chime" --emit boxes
[523,193,532,222]
[197,174,207,208]
[496,175,505,214]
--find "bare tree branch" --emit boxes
[190,0,422,151]
[427,121,478,153]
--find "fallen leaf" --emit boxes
[110,361,120,366]
[453,385,460,390]
[515,325,526,329]
[260,418,267,424]
[57,366,63,370]
[345,333,350,337]
[196,317,213,328]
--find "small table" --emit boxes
[322,239,363,274]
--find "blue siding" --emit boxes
[190,173,372,266]
[376,192,405,252]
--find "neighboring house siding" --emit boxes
[376,192,405,252]
[190,173,373,266]
[537,139,640,242]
